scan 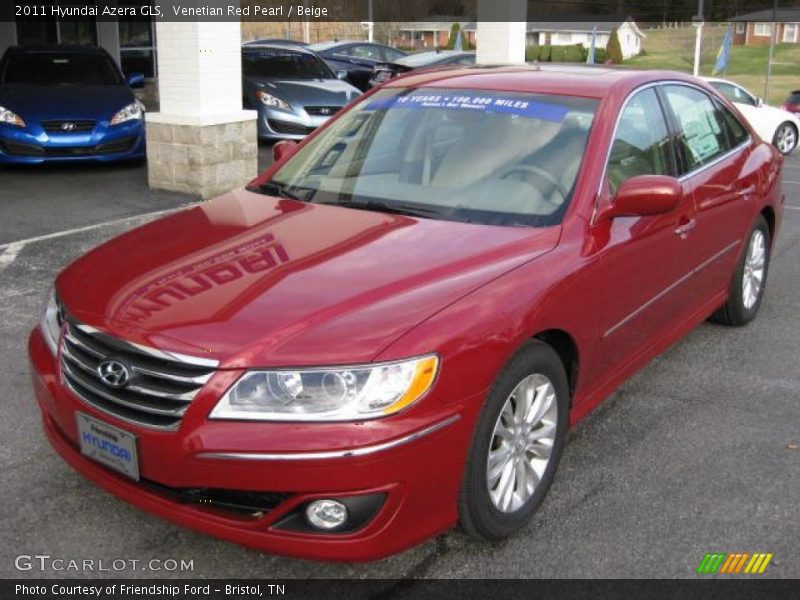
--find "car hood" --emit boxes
[0,83,135,122]
[246,77,361,107]
[57,190,559,368]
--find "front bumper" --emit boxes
[29,327,473,561]
[0,120,145,165]
[256,107,336,141]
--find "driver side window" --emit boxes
[607,88,672,194]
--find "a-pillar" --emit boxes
[146,20,257,200]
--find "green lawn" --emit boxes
[626,25,800,105]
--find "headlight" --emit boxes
[255,90,292,111]
[0,105,25,127]
[39,289,64,355]
[210,355,439,422]
[110,101,144,125]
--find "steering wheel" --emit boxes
[499,164,568,204]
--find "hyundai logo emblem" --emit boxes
[319,108,331,115]
[61,122,77,131]
[97,359,131,388]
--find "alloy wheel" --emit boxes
[486,373,558,513]
[776,124,797,154]
[742,228,766,310]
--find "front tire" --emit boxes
[773,122,798,155]
[710,215,770,326]
[458,341,569,540]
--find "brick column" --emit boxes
[146,20,258,200]
[476,0,527,65]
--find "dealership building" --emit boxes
[0,0,529,199]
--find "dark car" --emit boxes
[369,50,476,87]
[782,90,800,115]
[0,45,146,164]
[243,39,308,47]
[242,44,361,141]
[307,41,407,91]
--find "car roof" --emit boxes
[701,76,732,84]
[242,43,316,56]
[308,41,358,50]
[384,64,700,99]
[244,38,307,46]
[309,40,392,51]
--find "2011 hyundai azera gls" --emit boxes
[29,65,785,561]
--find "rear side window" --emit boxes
[383,47,406,62]
[606,87,673,194]
[339,45,382,60]
[788,91,800,104]
[662,85,731,173]
[715,100,750,147]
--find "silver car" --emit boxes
[242,44,362,141]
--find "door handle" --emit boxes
[674,218,697,238]
[738,184,756,198]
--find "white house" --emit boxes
[467,17,645,59]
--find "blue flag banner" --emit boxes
[713,25,733,75]
[587,26,597,65]
[454,29,464,51]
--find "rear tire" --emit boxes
[710,215,770,326]
[773,122,798,155]
[458,341,569,540]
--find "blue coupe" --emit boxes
[0,45,146,165]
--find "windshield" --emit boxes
[264,88,598,227]
[242,49,333,79]
[1,53,122,85]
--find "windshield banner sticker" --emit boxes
[365,93,570,122]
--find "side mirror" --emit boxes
[126,73,145,89]
[273,140,299,163]
[755,96,764,107]
[603,175,682,219]
[336,69,349,80]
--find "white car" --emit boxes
[703,77,799,155]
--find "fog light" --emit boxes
[305,499,348,530]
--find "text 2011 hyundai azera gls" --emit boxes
[29,66,784,561]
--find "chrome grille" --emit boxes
[304,105,339,116]
[60,321,217,430]
[42,120,96,133]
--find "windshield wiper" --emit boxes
[254,181,303,201]
[319,200,444,219]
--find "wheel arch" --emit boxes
[532,329,580,400]
[760,205,776,246]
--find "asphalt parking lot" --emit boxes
[1,151,798,581]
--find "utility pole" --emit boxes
[764,0,777,101]
[302,1,310,44]
[368,0,374,42]
[692,0,705,76]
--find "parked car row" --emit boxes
[0,41,798,165]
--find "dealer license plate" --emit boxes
[76,412,139,480]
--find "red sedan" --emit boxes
[29,65,784,561]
